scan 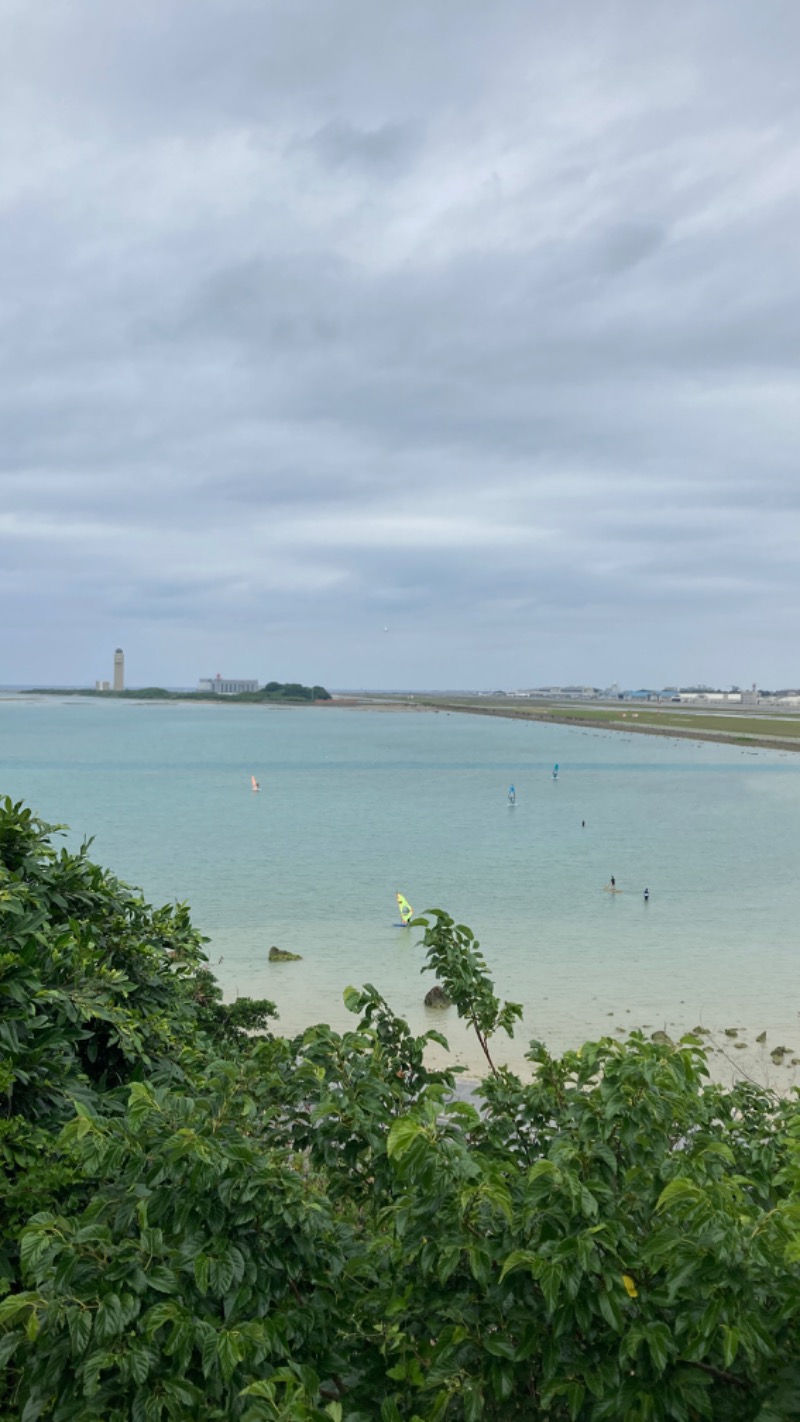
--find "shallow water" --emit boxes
[2,697,799,1079]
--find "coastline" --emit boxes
[9,691,798,1095]
[18,691,797,751]
[273,995,800,1096]
[411,700,800,753]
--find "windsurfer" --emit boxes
[396,892,414,926]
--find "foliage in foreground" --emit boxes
[1,798,800,1421]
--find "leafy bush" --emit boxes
[1,800,800,1420]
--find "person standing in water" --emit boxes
[610,876,615,888]
[644,887,650,902]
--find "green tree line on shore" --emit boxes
[1,796,799,1420]
[26,681,332,703]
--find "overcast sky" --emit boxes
[2,0,799,689]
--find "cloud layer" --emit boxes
[3,0,800,687]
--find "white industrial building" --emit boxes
[199,675,260,695]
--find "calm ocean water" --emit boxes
[2,696,799,1076]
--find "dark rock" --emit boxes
[424,985,452,1009]
[268,946,302,962]
[650,1030,673,1046]
[756,1031,767,1043]
[724,1028,739,1038]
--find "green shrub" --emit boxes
[1,800,800,1419]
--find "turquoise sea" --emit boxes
[2,696,799,1077]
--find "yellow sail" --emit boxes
[396,892,413,925]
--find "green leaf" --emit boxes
[462,1381,485,1421]
[209,1255,234,1296]
[537,1260,563,1314]
[596,1288,623,1332]
[0,1292,43,1327]
[217,1328,245,1383]
[437,1247,461,1284]
[199,1325,219,1380]
[145,1300,180,1334]
[489,1359,514,1401]
[193,1253,210,1293]
[387,1116,423,1160]
[567,1382,585,1420]
[656,1178,703,1212]
[499,1249,538,1282]
[95,1292,124,1341]
[130,1345,158,1385]
[0,1333,20,1368]
[644,1322,672,1374]
[146,1265,178,1294]
[241,1380,276,1399]
[67,1307,92,1355]
[484,1333,517,1360]
[721,1325,741,1368]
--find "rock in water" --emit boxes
[424,985,452,1009]
[650,1030,673,1046]
[756,1031,767,1043]
[268,946,302,962]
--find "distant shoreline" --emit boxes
[334,694,800,752]
[408,700,800,753]
[20,685,331,708]
[11,689,800,752]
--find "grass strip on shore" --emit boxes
[413,697,800,752]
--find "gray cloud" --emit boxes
[301,120,420,174]
[1,0,800,688]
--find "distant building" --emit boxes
[95,680,110,691]
[675,690,743,704]
[113,648,125,692]
[199,674,259,695]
